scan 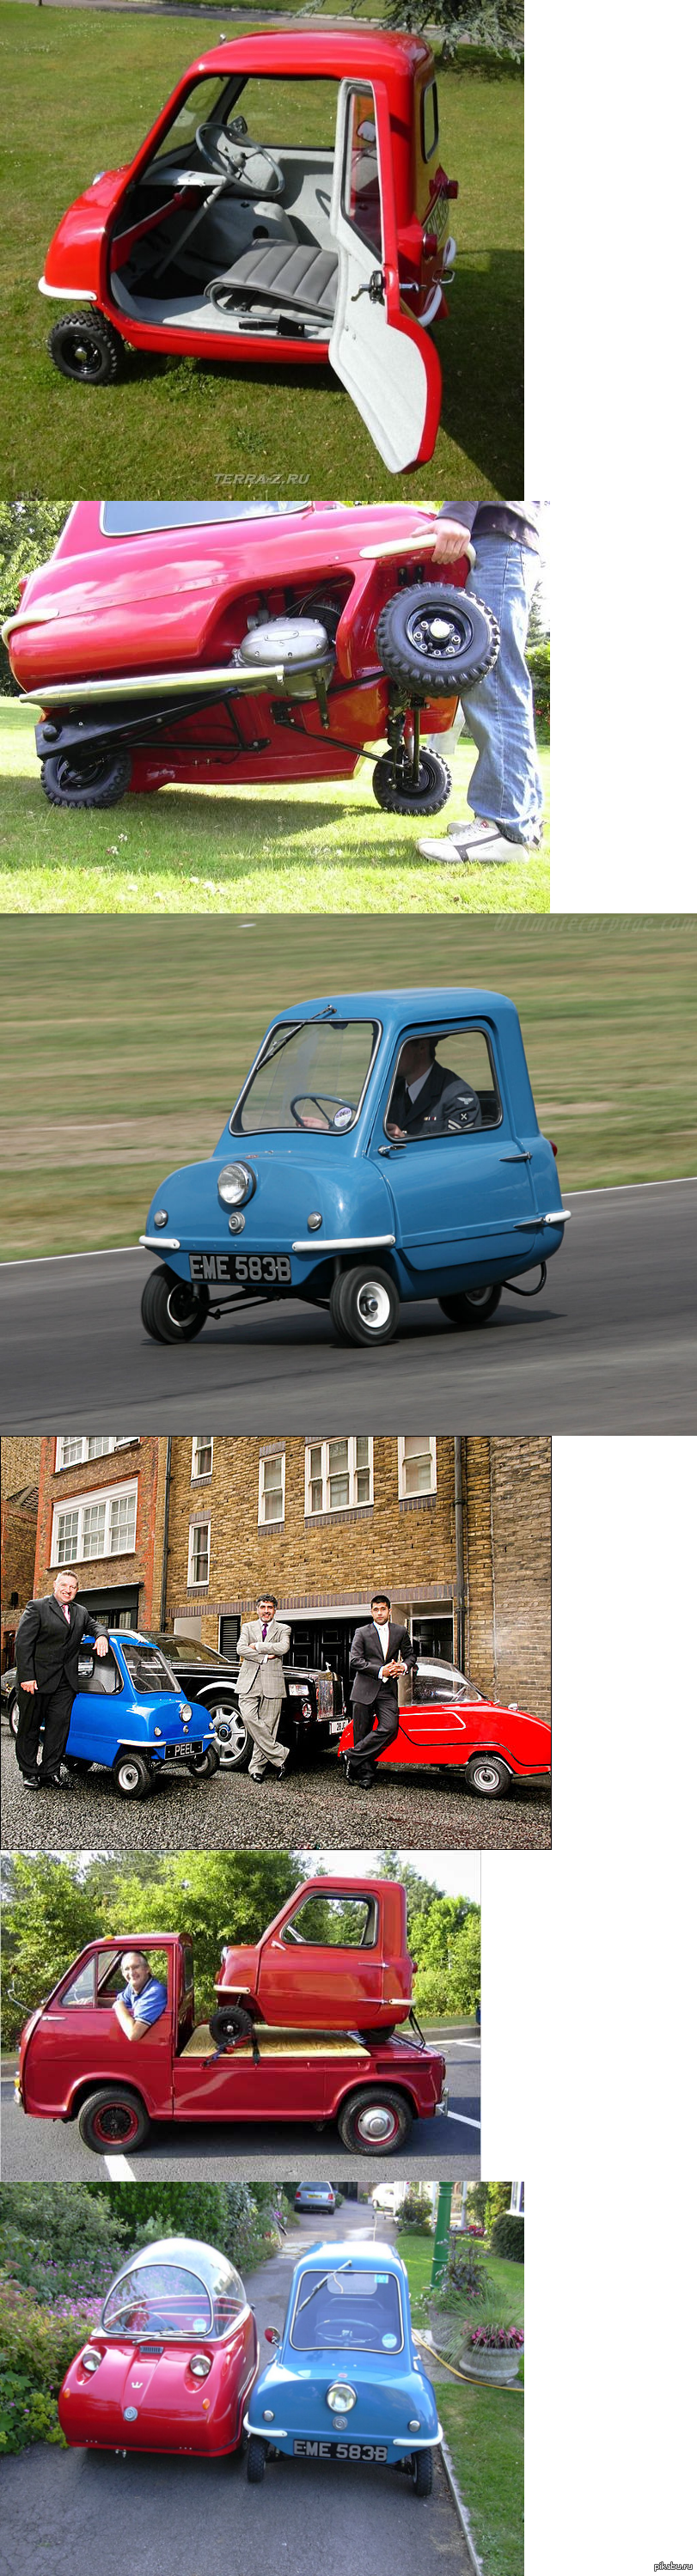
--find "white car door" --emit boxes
[328,77,442,475]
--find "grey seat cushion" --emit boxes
[206,239,338,318]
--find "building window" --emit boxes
[55,1436,137,1470]
[258,1453,285,1526]
[305,1437,373,1516]
[188,1521,211,1586]
[398,1436,437,1499]
[192,1438,213,1480]
[52,1483,138,1566]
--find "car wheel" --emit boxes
[357,2027,397,2042]
[8,1697,19,1739]
[208,2003,256,2048]
[376,583,499,696]
[438,1285,502,1328]
[465,1754,511,1798]
[47,309,126,385]
[247,2435,267,2483]
[187,1745,219,1778]
[331,1265,400,1349]
[76,2088,150,2153]
[372,748,451,818]
[207,1701,253,1770]
[141,1267,210,1345]
[40,747,132,810]
[336,2086,412,2155]
[412,2449,433,2497]
[112,1751,153,1799]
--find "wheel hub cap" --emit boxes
[356,1280,391,1329]
[357,2104,395,2140]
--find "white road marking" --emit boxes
[102,2152,136,2178]
[445,2111,481,2130]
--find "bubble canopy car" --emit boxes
[245,2237,441,2494]
[58,2236,258,2457]
[4,499,496,819]
[38,33,458,473]
[139,986,569,1350]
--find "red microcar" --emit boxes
[338,1684,552,1798]
[58,2235,258,2457]
[211,1875,414,2048]
[39,33,458,473]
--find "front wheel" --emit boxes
[376,583,499,696]
[41,747,131,810]
[48,309,126,385]
[465,1753,511,1798]
[330,1265,400,1349]
[76,2087,150,2154]
[336,2086,412,2155]
[141,1267,210,1345]
[188,1745,219,1779]
[247,2435,267,2483]
[372,748,450,818]
[209,2002,256,2048]
[412,2449,433,2497]
[438,1285,502,1328]
[113,1751,152,1799]
[8,1697,19,1739]
[207,1701,253,1770]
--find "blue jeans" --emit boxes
[441,535,544,845]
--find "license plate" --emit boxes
[169,1740,202,1759]
[329,1719,344,1735]
[292,2440,388,2462]
[189,1251,291,1285]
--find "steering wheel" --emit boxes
[290,1095,356,1131]
[195,121,285,198]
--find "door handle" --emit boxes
[499,1151,532,1163]
[352,269,385,305]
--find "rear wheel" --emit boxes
[412,2449,433,2497]
[247,2435,267,2483]
[188,1745,219,1779]
[76,2087,150,2154]
[141,1267,209,1345]
[48,309,126,385]
[209,2002,256,2048]
[438,1285,502,1328]
[41,747,131,810]
[372,748,450,818]
[376,583,499,695]
[331,1265,400,1349]
[336,2086,412,2155]
[465,1754,511,1798]
[113,1751,152,1799]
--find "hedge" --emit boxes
[488,2213,524,2262]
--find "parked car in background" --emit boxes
[246,2237,442,2492]
[295,2183,337,2214]
[58,2236,258,2456]
[149,1631,342,1768]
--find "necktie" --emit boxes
[64,1606,70,1623]
[261,1624,267,1641]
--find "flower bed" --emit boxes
[0,2278,100,2455]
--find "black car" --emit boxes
[149,1633,341,1771]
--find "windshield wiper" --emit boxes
[297,2260,353,2316]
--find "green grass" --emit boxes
[398,2231,523,2576]
[0,5,522,497]
[392,2229,436,2304]
[1,914,695,1258]
[0,701,548,913]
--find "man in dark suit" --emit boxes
[386,1036,482,1140]
[347,1593,418,1787]
[15,1572,109,1790]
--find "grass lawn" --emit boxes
[2,914,695,1256]
[398,2231,523,2576]
[0,6,522,498]
[0,701,548,914]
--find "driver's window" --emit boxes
[341,89,382,259]
[148,74,238,168]
[79,1647,120,1696]
[95,1949,169,2007]
[384,1029,501,1142]
[56,1959,95,2010]
[281,1894,377,1948]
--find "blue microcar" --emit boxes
[245,2237,442,2496]
[64,1629,220,1798]
[139,987,570,1348]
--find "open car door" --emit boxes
[328,78,442,475]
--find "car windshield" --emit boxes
[156,1636,229,1666]
[101,504,309,536]
[118,1639,179,1694]
[290,2266,403,2353]
[102,2256,246,2339]
[418,1662,484,1700]
[232,1020,380,1135]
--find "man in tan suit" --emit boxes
[236,1595,290,1780]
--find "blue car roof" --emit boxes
[270,988,517,1028]
[291,2238,407,2276]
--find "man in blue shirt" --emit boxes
[113,1950,168,2042]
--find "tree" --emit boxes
[0,502,71,692]
[465,2181,489,2228]
[108,1850,302,1999]
[381,0,523,67]
[485,2182,512,2231]
[1,1857,102,2047]
[410,1896,480,2017]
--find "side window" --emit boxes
[77,1648,120,1696]
[95,1950,170,2006]
[56,1960,95,2010]
[421,80,439,162]
[384,1029,502,1141]
[282,1894,377,1948]
[341,89,382,259]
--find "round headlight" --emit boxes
[217,1162,256,1209]
[180,1703,193,1721]
[189,2353,212,2380]
[153,1209,169,1229]
[82,2348,101,2374]
[327,2383,357,2414]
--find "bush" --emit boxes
[0,2279,96,2454]
[431,2238,487,2307]
[395,2188,433,2235]
[489,2213,524,2262]
[527,638,550,737]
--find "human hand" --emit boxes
[385,1122,406,1140]
[427,518,471,565]
[22,1678,38,1694]
[95,1638,109,1659]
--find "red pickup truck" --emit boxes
[15,1929,448,2156]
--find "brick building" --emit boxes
[29,1436,168,1633]
[164,1435,551,1717]
[1,1437,42,1671]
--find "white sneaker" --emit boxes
[449,820,523,864]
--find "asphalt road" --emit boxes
[1,2035,480,2183]
[1,1181,695,1431]
[0,2208,468,2576]
[1,1727,551,1855]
